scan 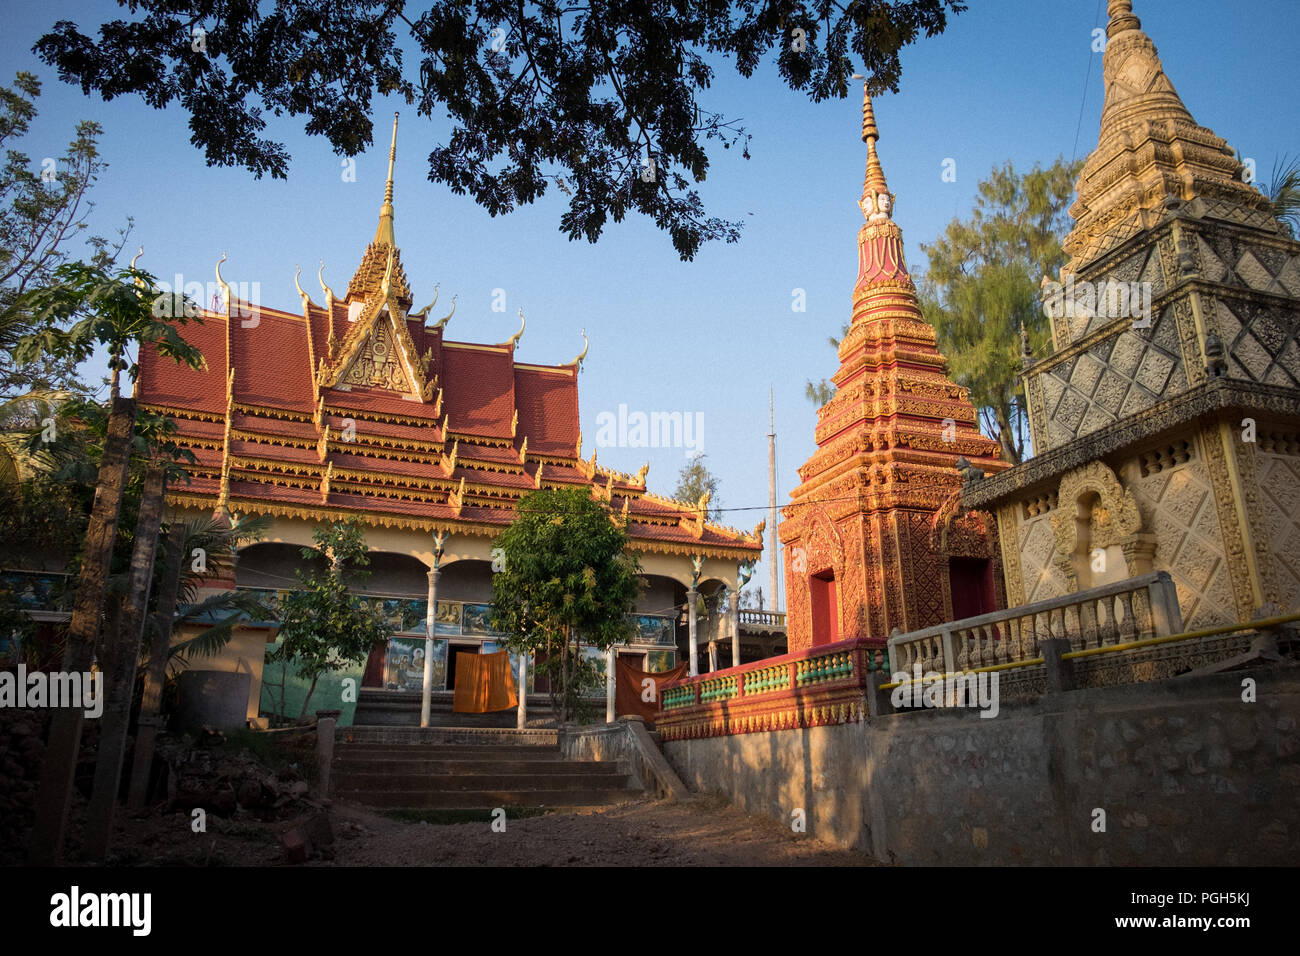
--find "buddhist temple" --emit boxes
[778,85,1009,651]
[962,0,1300,640]
[136,114,765,724]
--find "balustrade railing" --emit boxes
[738,609,787,628]
[655,637,891,738]
[886,571,1182,677]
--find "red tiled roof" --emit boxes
[140,273,760,559]
[137,314,227,415]
[326,386,439,420]
[441,344,514,439]
[230,312,314,413]
[515,366,579,456]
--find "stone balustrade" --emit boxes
[655,638,890,741]
[886,571,1183,677]
[738,609,787,629]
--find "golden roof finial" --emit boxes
[507,308,526,348]
[128,246,145,289]
[375,112,399,247]
[852,76,892,222]
[214,252,231,317]
[860,82,879,146]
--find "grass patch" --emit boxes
[380,807,547,826]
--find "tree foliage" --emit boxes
[269,519,393,720]
[15,262,204,403]
[489,487,640,723]
[672,451,722,522]
[805,321,849,406]
[1263,153,1300,239]
[917,158,1082,463]
[34,1,964,260]
[0,71,132,417]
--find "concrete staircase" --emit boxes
[331,727,642,810]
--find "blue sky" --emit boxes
[3,0,1297,607]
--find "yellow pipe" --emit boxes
[880,611,1300,687]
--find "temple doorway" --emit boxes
[949,557,994,620]
[809,570,839,646]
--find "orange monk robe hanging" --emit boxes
[615,658,689,724]
[452,651,519,713]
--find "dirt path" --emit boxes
[112,795,875,867]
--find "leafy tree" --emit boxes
[270,518,393,720]
[489,487,640,723]
[18,264,204,863]
[1263,154,1300,239]
[805,321,850,406]
[672,451,722,522]
[0,71,132,419]
[917,158,1082,463]
[33,1,965,260]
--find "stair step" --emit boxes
[338,729,558,747]
[335,788,640,809]
[332,772,631,791]
[333,759,620,774]
[334,745,565,759]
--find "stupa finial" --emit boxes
[1106,0,1141,38]
[853,77,893,223]
[375,112,399,246]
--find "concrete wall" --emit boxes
[560,722,644,789]
[664,667,1299,865]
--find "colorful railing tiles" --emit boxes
[655,637,889,740]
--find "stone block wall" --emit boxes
[663,668,1299,865]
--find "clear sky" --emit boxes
[3,0,1297,607]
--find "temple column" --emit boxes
[517,651,528,729]
[687,585,699,677]
[731,585,741,668]
[420,567,440,728]
[605,646,616,723]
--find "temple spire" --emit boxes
[848,83,910,320]
[1061,0,1274,274]
[344,111,413,307]
[857,83,892,222]
[375,112,399,247]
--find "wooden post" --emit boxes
[315,714,337,797]
[128,520,187,808]
[84,462,167,862]
[29,396,136,865]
